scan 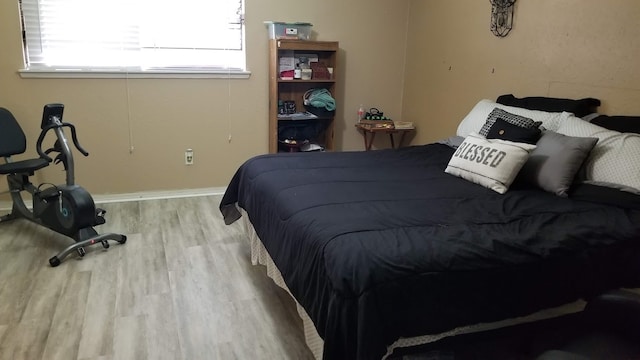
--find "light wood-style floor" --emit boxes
[0,195,314,360]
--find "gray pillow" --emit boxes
[437,135,465,148]
[518,131,598,196]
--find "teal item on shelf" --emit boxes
[303,88,336,112]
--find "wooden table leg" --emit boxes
[389,133,396,149]
[364,132,376,150]
[398,131,407,148]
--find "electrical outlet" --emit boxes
[185,149,194,165]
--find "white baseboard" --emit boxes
[92,187,227,204]
[0,187,227,211]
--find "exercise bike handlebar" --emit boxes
[36,122,89,162]
[36,121,88,186]
[64,123,89,156]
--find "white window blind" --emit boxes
[20,0,245,72]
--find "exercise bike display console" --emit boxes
[0,104,126,266]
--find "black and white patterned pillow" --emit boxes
[479,108,542,137]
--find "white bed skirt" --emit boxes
[241,210,325,359]
[239,208,588,359]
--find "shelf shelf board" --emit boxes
[277,79,335,83]
[278,116,333,121]
[274,39,339,51]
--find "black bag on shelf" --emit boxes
[278,119,328,142]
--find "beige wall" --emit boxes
[0,1,410,195]
[8,0,638,196]
[402,0,640,144]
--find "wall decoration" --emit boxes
[490,0,516,37]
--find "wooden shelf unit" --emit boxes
[268,39,339,153]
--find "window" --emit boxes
[19,0,246,74]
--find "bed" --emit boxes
[219,97,640,359]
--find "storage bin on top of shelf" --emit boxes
[265,21,312,40]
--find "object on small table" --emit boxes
[364,107,392,120]
[355,123,415,150]
[358,119,394,129]
[393,121,415,130]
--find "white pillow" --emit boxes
[445,133,536,194]
[457,99,572,137]
[556,115,640,192]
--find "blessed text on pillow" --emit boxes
[445,133,536,194]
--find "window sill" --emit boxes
[18,68,251,79]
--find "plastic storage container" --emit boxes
[265,21,312,40]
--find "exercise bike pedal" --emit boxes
[76,247,86,257]
[95,208,106,225]
[101,240,110,249]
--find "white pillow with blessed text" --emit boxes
[445,133,537,194]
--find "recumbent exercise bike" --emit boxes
[0,104,126,267]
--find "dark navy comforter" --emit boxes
[220,143,640,360]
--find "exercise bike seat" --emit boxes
[0,158,50,175]
[0,107,51,175]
